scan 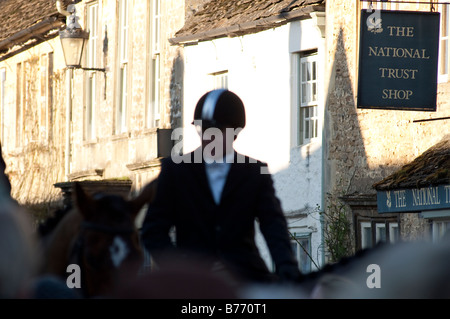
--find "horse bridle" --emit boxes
[68,221,138,297]
[80,221,136,235]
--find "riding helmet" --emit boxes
[193,89,246,129]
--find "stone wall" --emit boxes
[68,0,185,191]
[0,39,67,223]
[0,0,186,223]
[324,0,450,248]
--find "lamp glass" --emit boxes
[60,29,89,68]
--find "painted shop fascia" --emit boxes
[377,184,450,213]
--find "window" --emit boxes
[0,68,5,144]
[439,4,449,82]
[210,70,228,90]
[389,223,400,243]
[431,220,450,243]
[39,53,53,142]
[147,0,161,128]
[298,53,318,145]
[85,2,99,140]
[361,1,388,10]
[16,62,23,148]
[291,233,312,274]
[361,222,373,249]
[116,0,129,134]
[48,53,54,142]
[360,220,399,249]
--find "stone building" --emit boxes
[324,0,450,255]
[0,0,448,272]
[0,0,185,224]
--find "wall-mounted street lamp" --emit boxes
[59,5,105,72]
[57,3,106,181]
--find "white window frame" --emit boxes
[361,222,372,249]
[375,223,387,244]
[389,222,399,244]
[210,70,228,90]
[85,2,99,141]
[439,4,449,83]
[0,68,5,144]
[151,0,161,55]
[116,0,129,134]
[16,62,23,148]
[290,233,312,274]
[431,220,450,243]
[361,1,388,10]
[361,221,399,249]
[39,54,51,142]
[147,0,161,128]
[298,53,319,145]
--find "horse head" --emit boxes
[40,178,157,298]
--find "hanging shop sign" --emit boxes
[358,10,440,111]
[377,184,450,213]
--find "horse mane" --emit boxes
[37,204,73,238]
[299,241,390,291]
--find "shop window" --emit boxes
[359,220,399,250]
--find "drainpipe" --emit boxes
[311,10,327,269]
[56,0,74,181]
[64,68,73,181]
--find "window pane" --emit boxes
[389,224,399,243]
[291,236,311,274]
[87,3,98,68]
[120,0,128,62]
[314,118,318,138]
[304,119,309,139]
[376,225,386,243]
[299,238,311,273]
[153,57,160,115]
[152,0,161,54]
[362,225,372,249]
[440,39,448,75]
[301,84,307,104]
[302,62,307,81]
[440,5,449,76]
[443,6,448,37]
[307,62,311,81]
[312,61,317,80]
[312,82,317,102]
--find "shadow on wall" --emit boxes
[324,27,371,198]
[169,49,184,131]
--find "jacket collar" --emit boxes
[188,148,248,205]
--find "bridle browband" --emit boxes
[80,221,136,234]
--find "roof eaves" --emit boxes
[0,16,64,61]
[169,3,325,46]
[0,15,63,51]
[373,135,450,191]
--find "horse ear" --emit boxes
[129,178,158,219]
[73,182,95,219]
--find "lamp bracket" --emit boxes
[81,67,106,73]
